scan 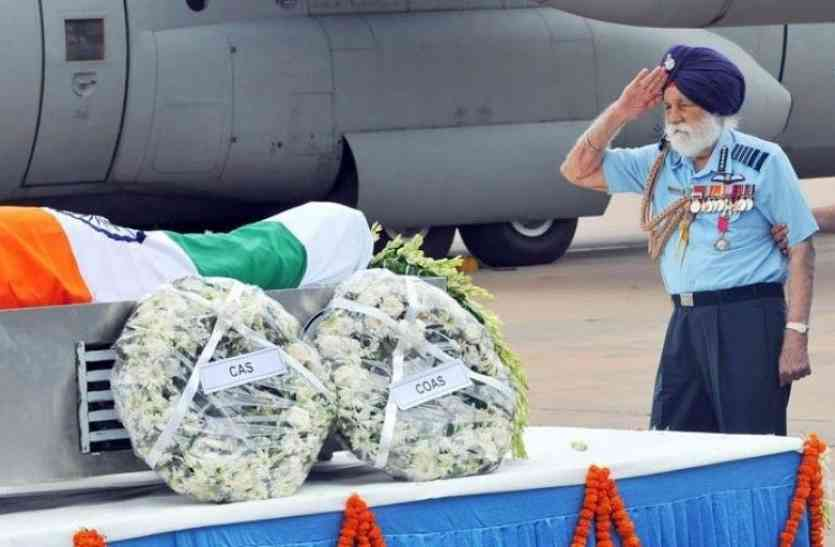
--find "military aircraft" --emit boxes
[1,0,834,267]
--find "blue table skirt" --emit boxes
[115,451,808,547]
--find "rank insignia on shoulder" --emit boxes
[731,144,770,172]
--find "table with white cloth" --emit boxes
[0,427,808,547]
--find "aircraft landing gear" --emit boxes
[460,218,578,267]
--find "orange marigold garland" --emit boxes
[609,475,642,547]
[571,465,642,547]
[595,468,614,547]
[780,434,829,547]
[339,493,387,547]
[570,465,601,547]
[73,528,107,547]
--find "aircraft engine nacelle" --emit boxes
[537,0,835,28]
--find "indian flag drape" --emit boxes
[0,202,373,310]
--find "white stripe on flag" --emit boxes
[47,209,198,304]
[271,202,373,288]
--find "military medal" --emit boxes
[715,210,731,251]
[739,184,750,211]
[703,146,750,254]
[690,199,701,214]
[722,184,734,213]
[689,185,704,214]
[733,184,745,212]
[709,184,724,213]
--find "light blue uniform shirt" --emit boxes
[602,128,818,295]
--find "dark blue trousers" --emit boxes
[649,294,790,435]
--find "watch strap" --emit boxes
[785,321,809,334]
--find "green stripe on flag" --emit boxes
[165,221,307,290]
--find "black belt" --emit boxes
[672,282,784,308]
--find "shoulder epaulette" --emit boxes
[731,143,770,172]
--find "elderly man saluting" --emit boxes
[561,45,817,436]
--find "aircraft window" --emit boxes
[65,19,105,62]
[186,0,208,11]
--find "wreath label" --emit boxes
[391,360,472,410]
[201,347,289,394]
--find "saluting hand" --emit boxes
[779,331,811,386]
[614,66,667,122]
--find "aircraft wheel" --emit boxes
[460,219,578,267]
[374,226,456,259]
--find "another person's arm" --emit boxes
[560,67,667,192]
[772,205,835,252]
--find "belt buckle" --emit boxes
[680,293,694,307]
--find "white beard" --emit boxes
[665,115,723,159]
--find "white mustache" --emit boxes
[664,116,723,158]
[666,124,693,137]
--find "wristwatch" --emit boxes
[785,322,809,335]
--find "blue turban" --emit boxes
[660,45,746,116]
